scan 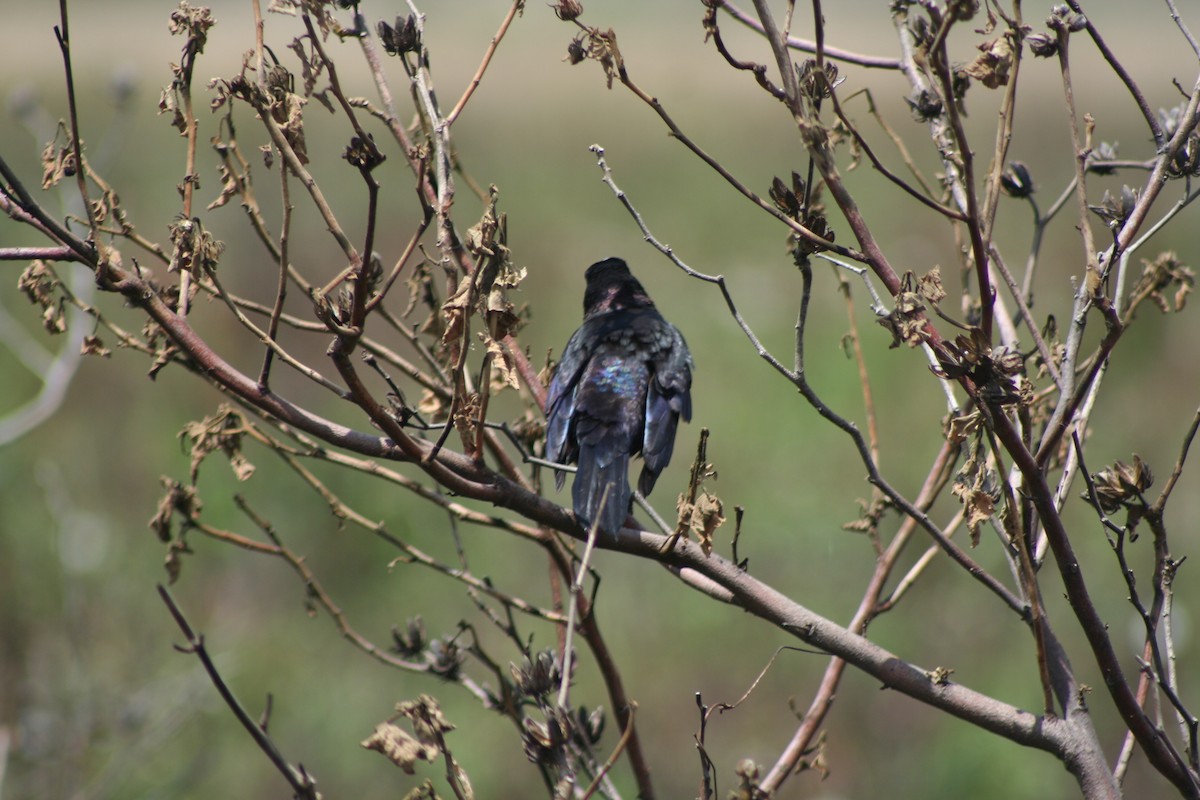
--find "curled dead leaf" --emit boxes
[361,723,438,774]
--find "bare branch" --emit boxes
[158,584,320,799]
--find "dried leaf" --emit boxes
[178,406,255,484]
[370,702,455,765]
[287,36,323,98]
[677,489,725,556]
[401,780,440,800]
[81,335,112,358]
[962,36,1012,89]
[918,267,946,305]
[951,437,998,546]
[18,260,57,307]
[148,342,179,380]
[464,197,500,257]
[484,274,524,340]
[945,410,981,443]
[483,335,520,391]
[440,275,472,354]
[163,539,187,584]
[207,161,241,211]
[452,392,481,442]
[168,216,225,276]
[591,28,622,89]
[879,273,927,348]
[417,389,449,422]
[396,694,456,740]
[1131,251,1194,315]
[361,723,438,774]
[959,487,995,546]
[149,478,201,543]
[40,132,76,190]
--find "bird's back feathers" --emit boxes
[546,258,693,535]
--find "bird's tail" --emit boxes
[573,447,631,537]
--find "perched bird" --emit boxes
[545,258,693,535]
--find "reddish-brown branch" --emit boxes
[0,246,80,262]
[445,0,524,126]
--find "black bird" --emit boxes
[546,258,693,535]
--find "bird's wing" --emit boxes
[545,324,590,480]
[640,321,693,496]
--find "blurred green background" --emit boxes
[2,1,1200,798]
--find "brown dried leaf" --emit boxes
[918,267,946,305]
[267,90,309,165]
[81,335,112,358]
[589,28,623,89]
[440,275,473,361]
[287,36,323,98]
[158,81,186,131]
[18,260,56,307]
[484,267,523,331]
[396,694,457,740]
[962,36,1012,89]
[41,302,66,334]
[207,161,241,211]
[417,389,449,422]
[483,335,520,392]
[163,539,187,584]
[178,406,255,484]
[453,392,481,441]
[148,342,179,380]
[402,781,440,800]
[677,489,725,556]
[361,723,438,774]
[945,410,981,443]
[951,438,998,546]
[959,487,995,546]
[878,272,928,348]
[464,198,499,257]
[149,478,201,543]
[40,136,75,190]
[1132,252,1194,315]
[168,217,225,276]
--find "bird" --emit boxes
[545,257,693,536]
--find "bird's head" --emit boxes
[582,258,654,317]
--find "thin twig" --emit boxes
[201,267,350,398]
[158,584,319,799]
[1166,0,1200,58]
[579,702,637,800]
[559,499,606,709]
[445,0,523,126]
[1151,408,1200,517]
[53,0,103,273]
[258,146,292,389]
[1066,0,1164,147]
[718,0,902,69]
